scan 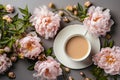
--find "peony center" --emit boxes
[93,16,101,22]
[43,16,51,25]
[26,41,34,51]
[105,55,116,64]
[45,68,52,77]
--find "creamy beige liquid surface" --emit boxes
[66,36,89,59]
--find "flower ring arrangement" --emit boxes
[0,1,120,80]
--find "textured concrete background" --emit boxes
[0,0,120,80]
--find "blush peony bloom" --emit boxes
[83,6,114,37]
[0,54,12,74]
[33,56,62,80]
[93,46,120,75]
[5,4,14,13]
[18,33,44,60]
[30,6,61,39]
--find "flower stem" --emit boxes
[53,8,81,21]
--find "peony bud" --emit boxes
[63,17,70,23]
[84,78,91,80]
[66,5,73,12]
[10,56,17,62]
[4,46,11,53]
[84,1,91,7]
[64,67,70,72]
[5,4,14,13]
[18,53,24,59]
[80,72,86,77]
[105,34,111,40]
[8,72,16,79]
[74,10,78,16]
[68,76,73,80]
[58,10,64,16]
[73,5,77,10]
[48,2,55,8]
[2,15,12,23]
[38,54,46,61]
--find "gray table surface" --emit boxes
[0,0,120,80]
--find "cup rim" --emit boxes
[64,34,91,62]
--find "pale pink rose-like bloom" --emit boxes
[33,56,62,80]
[18,34,44,60]
[83,6,114,37]
[30,6,61,39]
[93,46,120,75]
[0,54,12,74]
[5,4,14,13]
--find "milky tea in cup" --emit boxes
[65,34,91,61]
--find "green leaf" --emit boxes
[8,23,15,28]
[0,39,10,44]
[78,10,84,13]
[25,5,28,12]
[98,76,108,80]
[27,64,35,71]
[0,4,4,9]
[0,20,5,29]
[19,7,28,15]
[80,15,87,18]
[92,67,102,77]
[91,65,109,80]
[45,48,53,56]
[18,27,25,33]
[7,38,15,48]
[14,20,24,30]
[77,3,83,11]
[80,18,85,22]
[8,40,13,48]
[13,14,19,22]
[23,14,31,21]
[108,40,114,48]
[7,30,18,34]
[83,7,87,15]
[103,39,108,48]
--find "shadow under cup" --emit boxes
[64,34,91,62]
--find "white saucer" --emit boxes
[53,24,100,69]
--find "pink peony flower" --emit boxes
[18,33,44,60]
[93,46,120,75]
[33,56,62,80]
[5,4,14,13]
[0,54,12,74]
[83,6,114,37]
[30,6,61,39]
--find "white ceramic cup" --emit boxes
[64,34,91,61]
